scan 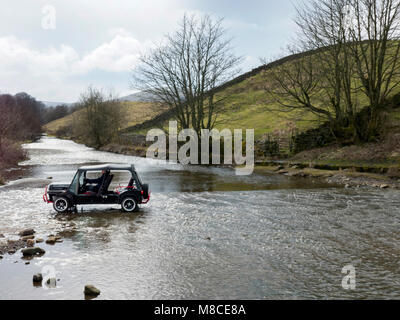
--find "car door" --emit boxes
[76,171,98,204]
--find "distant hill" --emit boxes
[41,101,74,108]
[44,101,169,136]
[119,91,159,102]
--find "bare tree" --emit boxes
[263,50,335,123]
[132,14,242,136]
[348,0,400,140]
[265,0,400,142]
[73,87,125,148]
[264,0,361,135]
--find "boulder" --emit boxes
[0,255,3,259]
[26,239,35,247]
[84,285,101,297]
[21,235,35,241]
[33,273,43,283]
[0,233,4,238]
[36,238,44,243]
[19,229,35,237]
[21,247,45,256]
[380,184,389,189]
[46,237,56,245]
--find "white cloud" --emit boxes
[73,32,145,74]
[0,30,148,101]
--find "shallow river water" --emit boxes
[1,136,400,300]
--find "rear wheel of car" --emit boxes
[121,197,138,212]
[53,197,70,213]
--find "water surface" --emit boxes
[0,136,399,300]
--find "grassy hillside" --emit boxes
[44,101,169,136]
[45,50,400,163]
[124,72,323,140]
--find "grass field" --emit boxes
[44,101,169,136]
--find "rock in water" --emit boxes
[33,273,43,283]
[0,233,4,238]
[84,285,101,297]
[36,238,44,243]
[21,235,35,241]
[46,237,56,245]
[21,247,45,256]
[19,229,35,237]
[26,239,35,247]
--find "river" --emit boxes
[0,136,399,300]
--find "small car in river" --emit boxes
[43,164,150,213]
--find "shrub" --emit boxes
[257,134,280,157]
[0,139,26,168]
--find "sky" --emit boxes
[0,0,297,103]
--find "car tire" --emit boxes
[121,197,138,212]
[53,197,70,213]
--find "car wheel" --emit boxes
[121,197,138,212]
[53,197,70,213]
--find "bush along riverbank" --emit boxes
[0,139,28,186]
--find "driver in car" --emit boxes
[85,170,107,193]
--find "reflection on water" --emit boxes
[0,136,400,300]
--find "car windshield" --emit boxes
[69,172,79,194]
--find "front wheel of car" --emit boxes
[53,197,70,213]
[121,197,139,212]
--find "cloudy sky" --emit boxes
[0,0,297,103]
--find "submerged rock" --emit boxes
[33,273,43,283]
[19,229,35,237]
[84,285,101,297]
[22,247,45,256]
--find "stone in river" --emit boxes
[22,247,45,256]
[36,238,44,243]
[33,273,43,283]
[84,285,101,297]
[19,229,35,237]
[26,239,35,247]
[0,234,4,238]
[46,237,56,245]
[21,235,35,241]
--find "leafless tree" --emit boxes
[266,0,400,142]
[132,14,242,136]
[73,87,125,148]
[263,50,335,123]
[348,0,400,140]
[265,0,360,138]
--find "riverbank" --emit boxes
[255,163,400,189]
